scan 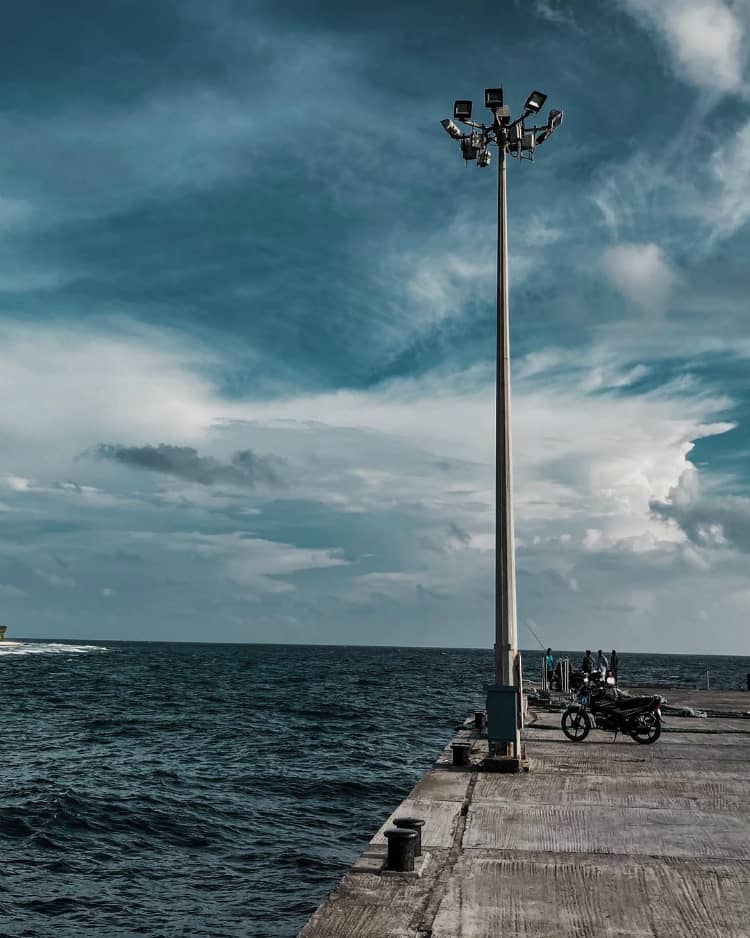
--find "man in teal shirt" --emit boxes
[545,648,554,686]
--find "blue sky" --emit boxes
[0,0,748,652]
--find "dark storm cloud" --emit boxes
[90,443,283,487]
[448,521,471,545]
[650,495,750,554]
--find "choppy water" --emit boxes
[1,641,748,937]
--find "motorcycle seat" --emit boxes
[598,696,656,711]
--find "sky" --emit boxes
[0,0,749,653]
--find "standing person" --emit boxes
[597,649,608,680]
[610,649,619,683]
[545,648,554,686]
[581,649,594,674]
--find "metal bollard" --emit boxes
[394,817,425,856]
[474,710,487,730]
[451,742,472,766]
[384,827,417,871]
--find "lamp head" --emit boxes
[536,109,563,145]
[548,108,563,131]
[453,99,473,121]
[484,87,503,110]
[441,118,462,140]
[524,90,547,113]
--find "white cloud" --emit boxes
[591,114,750,249]
[0,584,27,597]
[387,212,562,342]
[620,0,746,93]
[516,350,565,379]
[145,531,349,596]
[651,464,750,553]
[385,215,495,338]
[0,318,746,650]
[405,251,491,328]
[0,474,32,492]
[0,318,728,561]
[600,243,678,310]
[708,118,750,239]
[232,358,734,567]
[580,363,650,393]
[534,0,584,33]
[0,320,219,459]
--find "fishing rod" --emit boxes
[524,619,547,652]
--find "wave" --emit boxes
[0,642,107,656]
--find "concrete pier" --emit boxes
[299,687,750,938]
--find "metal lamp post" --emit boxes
[441,87,563,760]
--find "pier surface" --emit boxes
[299,687,750,938]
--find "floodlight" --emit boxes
[521,132,536,152]
[524,90,547,113]
[537,109,563,145]
[441,118,462,140]
[453,99,473,120]
[478,149,492,167]
[484,87,504,109]
[461,139,478,161]
[548,108,563,131]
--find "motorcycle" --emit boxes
[561,677,663,744]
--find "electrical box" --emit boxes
[486,683,520,744]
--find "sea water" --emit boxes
[1,641,748,937]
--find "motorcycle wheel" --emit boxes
[561,708,591,742]
[629,712,661,744]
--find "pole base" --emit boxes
[480,754,529,773]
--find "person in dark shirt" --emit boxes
[581,649,594,673]
[610,649,619,683]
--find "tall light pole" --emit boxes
[441,88,563,760]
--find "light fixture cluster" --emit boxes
[441,86,563,166]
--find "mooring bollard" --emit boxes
[384,827,417,871]
[451,741,472,766]
[393,817,425,856]
[474,710,487,730]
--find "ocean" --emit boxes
[1,641,748,937]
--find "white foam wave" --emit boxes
[0,641,107,656]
